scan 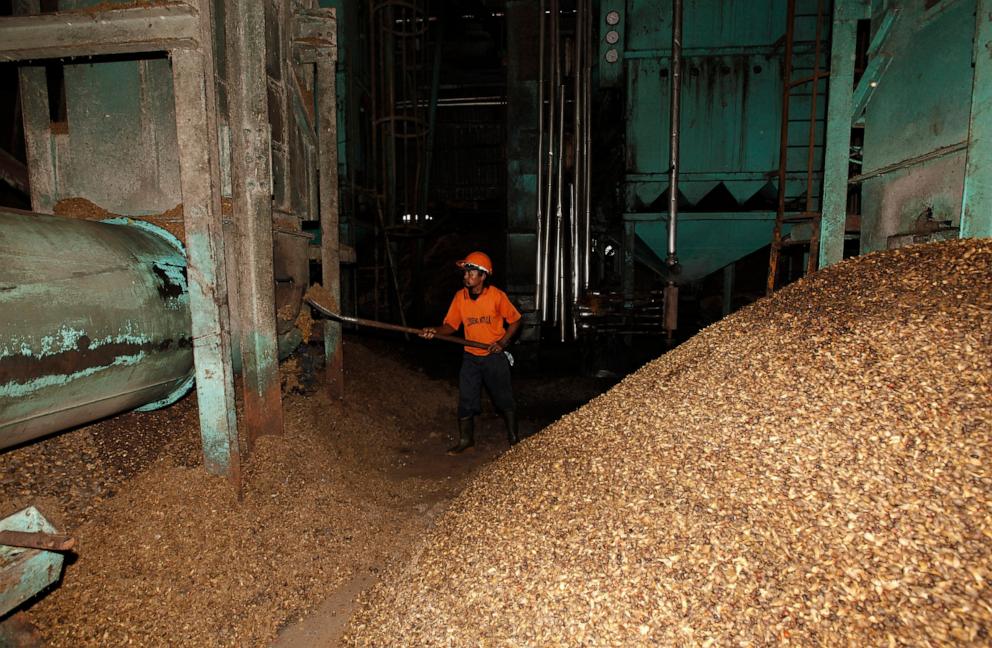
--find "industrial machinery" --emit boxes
[0,0,345,486]
[0,210,194,451]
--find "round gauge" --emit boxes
[605,29,620,44]
[605,48,619,63]
[606,10,620,25]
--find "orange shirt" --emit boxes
[443,286,522,356]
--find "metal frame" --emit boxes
[227,0,286,444]
[819,0,869,268]
[1,1,242,485]
[292,8,343,398]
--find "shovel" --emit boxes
[304,285,491,351]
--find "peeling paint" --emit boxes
[0,351,148,399]
[1,208,194,446]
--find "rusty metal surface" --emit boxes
[292,7,343,397]
[0,531,75,553]
[226,0,285,447]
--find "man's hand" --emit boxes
[488,339,506,354]
[420,327,437,340]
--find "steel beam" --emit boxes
[171,3,241,485]
[0,4,198,62]
[226,0,284,447]
[819,0,868,268]
[961,0,992,238]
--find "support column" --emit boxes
[171,2,241,485]
[13,1,55,213]
[961,0,992,238]
[819,0,868,268]
[317,53,343,398]
[226,0,285,447]
[17,67,55,213]
[291,8,340,396]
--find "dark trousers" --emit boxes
[457,352,515,419]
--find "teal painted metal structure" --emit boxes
[819,0,866,267]
[5,0,244,481]
[857,0,992,251]
[612,0,816,283]
[0,507,66,617]
[961,0,992,238]
[621,0,786,213]
[628,211,780,280]
[0,209,193,450]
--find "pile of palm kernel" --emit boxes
[347,239,992,646]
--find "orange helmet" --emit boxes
[456,251,493,275]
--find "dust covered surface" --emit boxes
[53,198,186,243]
[346,239,992,646]
[2,341,485,646]
[304,283,339,315]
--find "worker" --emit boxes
[420,251,522,454]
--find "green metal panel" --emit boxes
[54,1,182,214]
[629,211,784,281]
[620,0,801,282]
[627,0,786,52]
[860,0,976,251]
[0,209,193,450]
[961,0,992,238]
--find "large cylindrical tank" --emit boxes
[0,208,194,450]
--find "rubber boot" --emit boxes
[504,410,520,446]
[448,417,475,455]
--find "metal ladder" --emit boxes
[767,0,831,293]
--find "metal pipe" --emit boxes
[558,187,566,341]
[572,5,583,306]
[567,178,581,312]
[582,0,592,291]
[666,0,683,265]
[541,0,559,321]
[0,209,194,450]
[535,0,545,315]
[553,85,565,323]
[420,16,443,216]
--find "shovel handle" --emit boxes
[305,295,491,350]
